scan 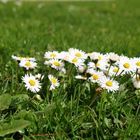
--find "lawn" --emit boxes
[0,0,140,139]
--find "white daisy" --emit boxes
[132,57,140,70]
[22,74,41,93]
[118,56,135,74]
[86,62,96,74]
[89,52,105,61]
[132,75,140,89]
[87,62,96,69]
[105,52,120,63]
[86,68,95,75]
[68,48,87,60]
[44,51,59,59]
[95,59,109,71]
[19,60,37,70]
[68,56,84,66]
[48,59,65,72]
[108,66,122,77]
[89,70,105,84]
[58,51,70,61]
[99,77,119,92]
[48,74,60,90]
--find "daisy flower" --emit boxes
[22,74,41,93]
[44,51,59,59]
[68,56,84,67]
[58,51,70,61]
[89,70,105,84]
[48,59,65,73]
[105,52,120,63]
[89,52,105,62]
[132,57,140,70]
[48,74,60,90]
[118,56,135,74]
[132,75,140,89]
[87,62,96,69]
[108,66,122,77]
[99,77,119,92]
[68,48,87,60]
[86,68,95,75]
[86,62,96,74]
[95,59,109,71]
[19,60,37,70]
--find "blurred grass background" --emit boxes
[0,0,140,67]
[0,1,140,139]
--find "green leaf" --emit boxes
[0,120,30,137]
[0,94,12,111]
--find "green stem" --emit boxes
[107,63,112,76]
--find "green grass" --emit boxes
[0,0,140,140]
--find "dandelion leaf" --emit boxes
[0,120,30,137]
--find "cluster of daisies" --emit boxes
[12,48,140,94]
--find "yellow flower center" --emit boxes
[50,53,57,57]
[25,61,31,67]
[53,61,61,67]
[96,63,100,67]
[136,76,140,81]
[29,79,36,86]
[75,52,82,57]
[51,78,57,84]
[106,80,113,87]
[136,61,140,67]
[92,74,99,80]
[113,67,119,73]
[72,58,78,63]
[123,63,130,69]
